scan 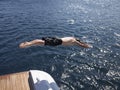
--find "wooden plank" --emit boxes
[0,71,30,90]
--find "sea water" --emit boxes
[0,0,120,90]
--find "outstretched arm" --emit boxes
[75,40,90,48]
[61,37,90,48]
[19,39,45,48]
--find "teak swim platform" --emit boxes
[0,70,59,90]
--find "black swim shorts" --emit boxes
[42,37,62,46]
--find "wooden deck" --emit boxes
[0,71,31,90]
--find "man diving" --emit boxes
[19,37,90,48]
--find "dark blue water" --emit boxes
[0,0,120,90]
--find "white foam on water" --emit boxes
[107,70,120,77]
[67,19,75,24]
[114,32,120,37]
[115,43,120,47]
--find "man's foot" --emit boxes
[19,42,31,48]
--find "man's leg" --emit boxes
[19,39,45,48]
